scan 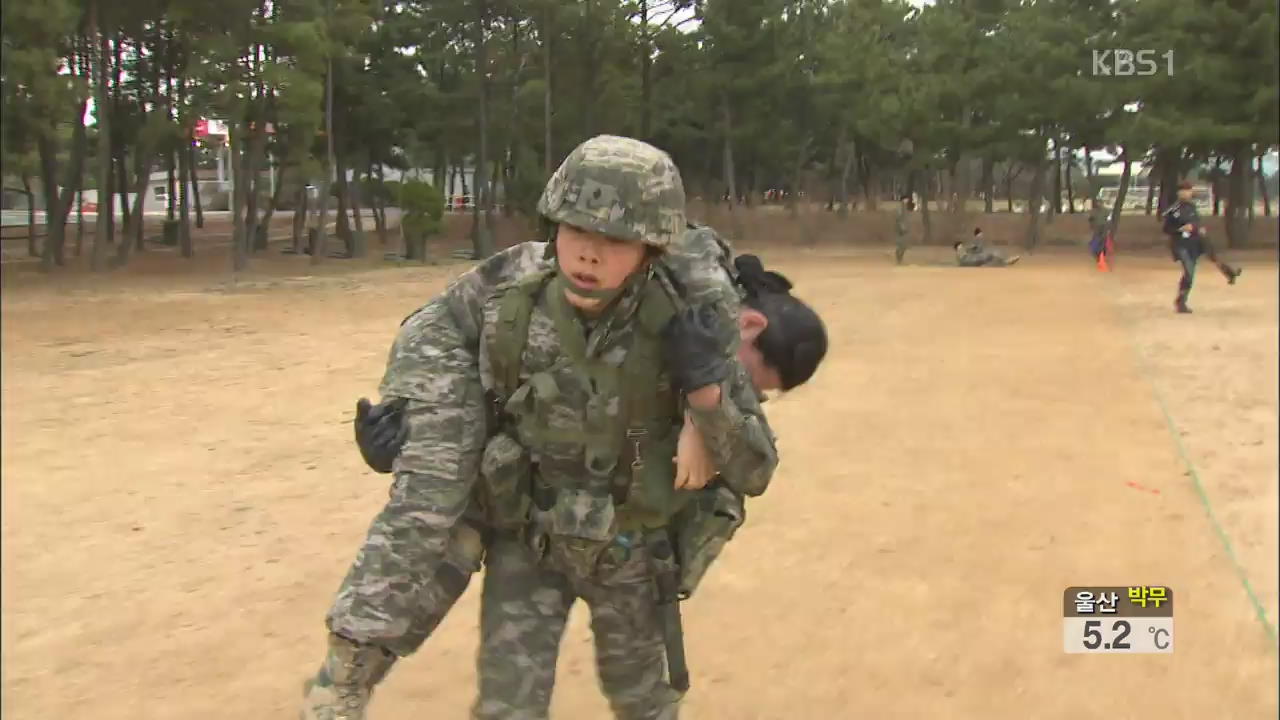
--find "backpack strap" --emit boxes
[615,272,686,526]
[489,269,556,404]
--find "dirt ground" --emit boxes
[1,231,1277,718]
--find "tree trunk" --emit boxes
[245,90,267,252]
[1259,153,1271,217]
[230,122,250,271]
[787,138,808,219]
[471,0,495,259]
[1083,145,1095,208]
[1245,151,1256,225]
[1065,151,1075,213]
[1108,148,1131,235]
[189,143,204,228]
[335,152,353,255]
[313,55,335,265]
[1050,139,1062,219]
[349,166,367,258]
[252,160,285,253]
[292,186,307,253]
[1145,162,1156,215]
[918,168,933,244]
[488,157,501,237]
[76,189,85,257]
[166,151,177,220]
[1156,149,1180,215]
[981,155,994,213]
[1213,156,1223,213]
[862,153,878,211]
[542,4,553,174]
[177,126,194,257]
[949,153,974,240]
[504,18,521,218]
[372,164,388,245]
[721,96,740,237]
[1024,157,1046,251]
[835,123,851,217]
[640,0,652,140]
[90,3,113,272]
[116,142,158,267]
[1224,145,1248,247]
[115,147,131,236]
[580,0,596,137]
[21,175,38,257]
[1004,166,1017,213]
[46,46,92,268]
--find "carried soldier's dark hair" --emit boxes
[733,255,828,391]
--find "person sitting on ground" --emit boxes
[953,231,1020,267]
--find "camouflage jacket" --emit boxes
[373,230,776,585]
[895,206,909,237]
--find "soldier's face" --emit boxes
[737,309,783,392]
[556,224,648,312]
[1177,188,1193,202]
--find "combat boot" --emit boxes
[1174,292,1192,314]
[300,633,397,720]
[1225,265,1242,285]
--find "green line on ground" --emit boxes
[1102,277,1278,648]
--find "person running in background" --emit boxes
[1162,179,1242,314]
[1088,203,1111,263]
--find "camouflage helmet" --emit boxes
[537,135,686,249]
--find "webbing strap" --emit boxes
[491,271,554,401]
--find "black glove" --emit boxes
[355,397,409,473]
[662,304,732,394]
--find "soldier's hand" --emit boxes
[355,397,409,474]
[662,304,732,394]
[674,412,717,491]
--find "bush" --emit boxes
[399,180,443,261]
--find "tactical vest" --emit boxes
[483,267,695,535]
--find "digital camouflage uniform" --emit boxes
[894,204,910,264]
[302,136,773,720]
[470,138,777,720]
[955,244,1016,267]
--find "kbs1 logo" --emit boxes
[1092,49,1175,77]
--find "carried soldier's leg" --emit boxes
[581,552,683,720]
[303,519,487,719]
[471,534,574,720]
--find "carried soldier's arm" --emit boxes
[686,362,778,497]
[663,305,779,498]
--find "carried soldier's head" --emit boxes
[537,135,686,313]
[1176,179,1194,202]
[731,255,827,393]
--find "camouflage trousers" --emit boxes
[325,512,487,657]
[472,532,683,720]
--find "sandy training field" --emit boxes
[2,241,1277,719]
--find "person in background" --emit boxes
[1162,179,1242,314]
